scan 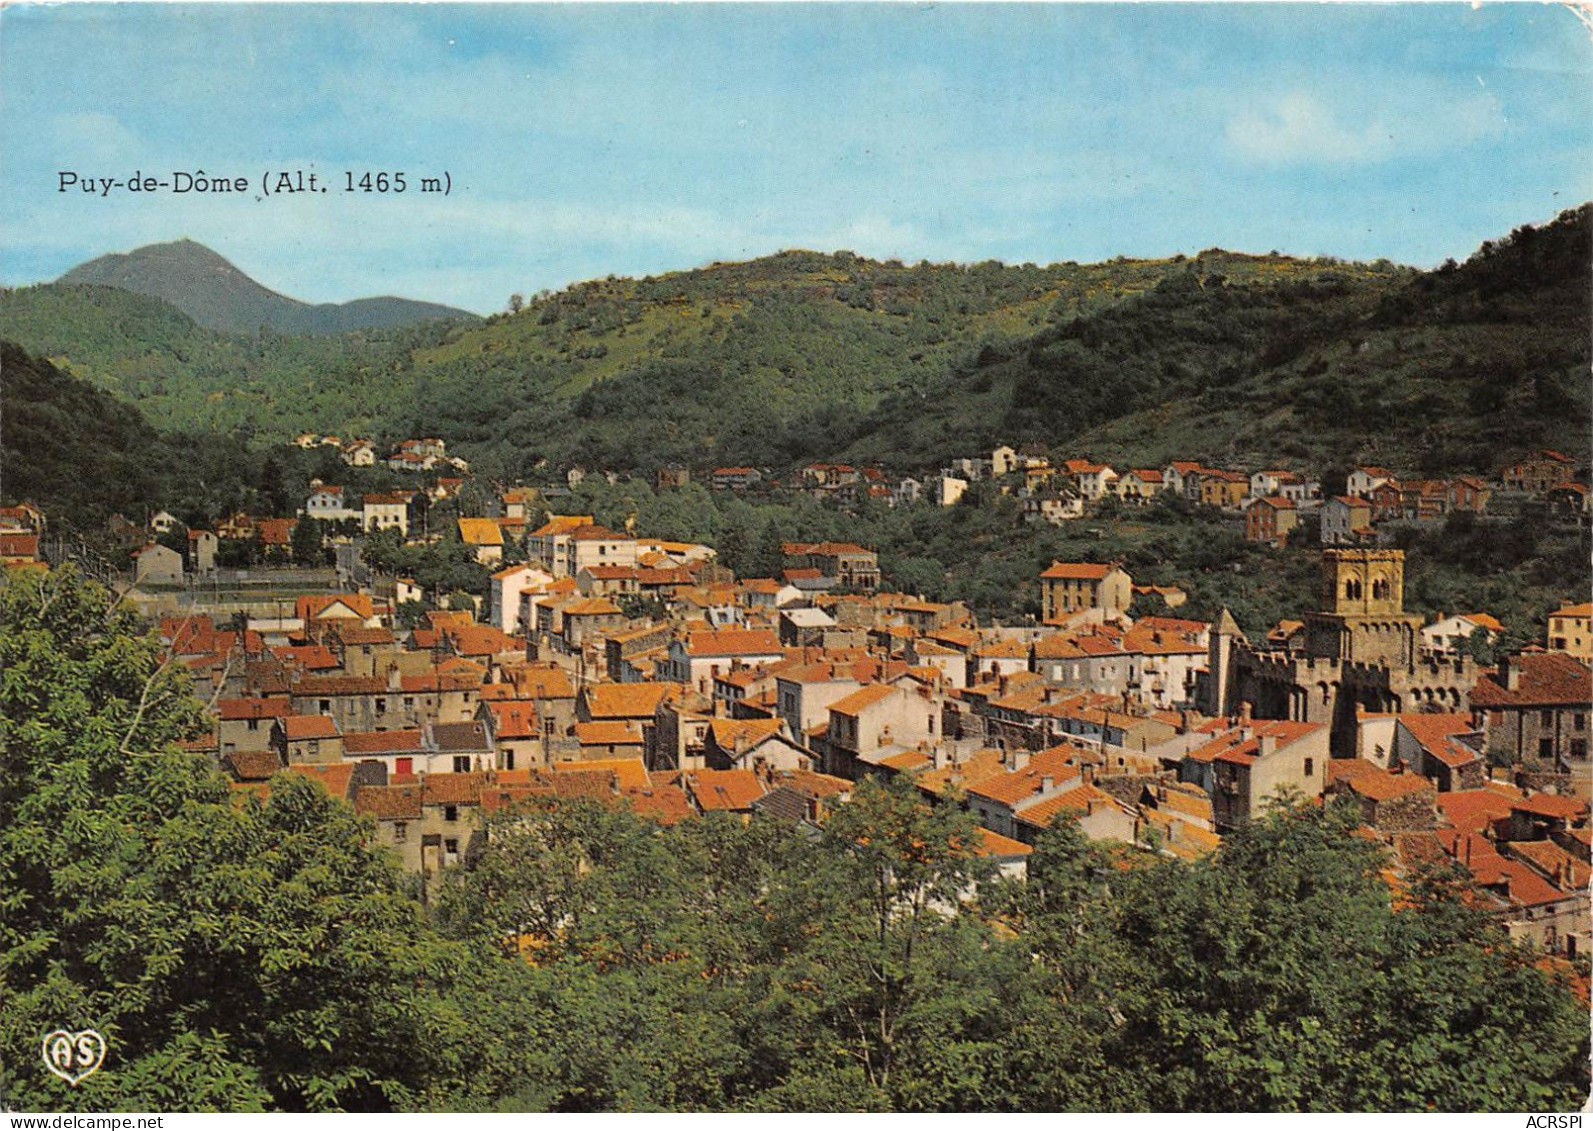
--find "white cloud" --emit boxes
[1225,93,1393,165]
[1224,88,1507,167]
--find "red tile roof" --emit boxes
[355,784,423,820]
[573,720,644,747]
[484,700,539,739]
[623,784,695,825]
[422,772,488,806]
[1471,653,1592,707]
[685,628,782,656]
[1040,562,1114,580]
[827,683,899,717]
[683,768,767,811]
[1435,787,1516,833]
[284,763,355,800]
[553,757,650,791]
[342,728,424,754]
[583,681,679,719]
[280,714,340,741]
[224,749,284,781]
[218,696,292,721]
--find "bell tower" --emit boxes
[1305,549,1421,666]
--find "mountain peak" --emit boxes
[57,240,475,334]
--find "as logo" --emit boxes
[42,1029,106,1086]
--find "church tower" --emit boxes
[1304,549,1422,667]
[1204,607,1245,717]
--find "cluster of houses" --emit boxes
[128,486,1590,961]
[293,433,472,475]
[669,447,1591,554]
[0,503,46,570]
[14,427,1589,964]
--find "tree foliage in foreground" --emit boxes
[1,569,1586,1111]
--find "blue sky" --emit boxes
[1,3,1588,314]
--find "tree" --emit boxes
[290,515,324,567]
[395,599,428,630]
[0,568,490,1111]
[786,777,1008,1102]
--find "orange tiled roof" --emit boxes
[457,518,504,546]
[284,763,355,799]
[573,720,644,747]
[974,827,1033,857]
[217,696,292,721]
[1015,782,1122,829]
[484,700,539,739]
[355,784,423,820]
[1435,788,1516,833]
[583,681,680,719]
[224,749,284,781]
[1040,561,1114,580]
[827,683,899,717]
[280,714,339,740]
[553,757,650,791]
[685,628,782,656]
[423,772,488,806]
[623,784,695,825]
[709,717,784,750]
[683,768,767,811]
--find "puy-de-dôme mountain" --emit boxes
[2,205,1588,486]
[56,238,476,334]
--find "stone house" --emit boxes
[132,542,183,586]
[1038,562,1132,623]
[1470,653,1593,775]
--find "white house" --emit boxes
[1421,613,1503,658]
[341,441,378,468]
[489,564,556,634]
[1347,466,1397,499]
[304,485,359,523]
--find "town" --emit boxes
[6,434,1588,967]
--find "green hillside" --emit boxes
[0,283,436,438]
[58,239,476,334]
[400,248,1386,479]
[0,342,321,534]
[3,208,1588,486]
[849,205,1591,477]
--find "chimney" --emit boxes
[1040,776,1054,792]
[1501,655,1521,692]
[1011,748,1031,771]
[1238,701,1253,725]
[1256,734,1276,758]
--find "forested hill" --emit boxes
[0,283,440,437]
[4,206,1588,483]
[58,239,476,334]
[0,342,272,531]
[399,247,1410,479]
